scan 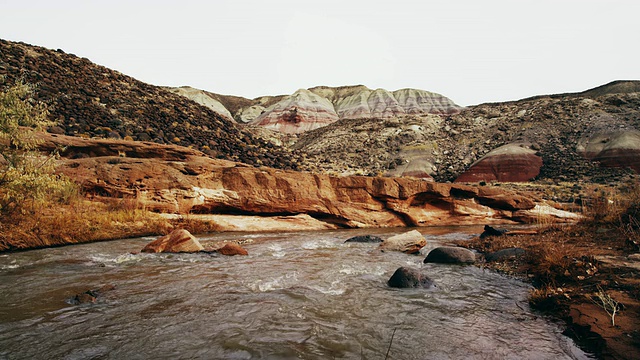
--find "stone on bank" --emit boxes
[379,230,426,254]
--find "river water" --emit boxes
[0,226,589,359]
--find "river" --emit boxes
[0,226,590,359]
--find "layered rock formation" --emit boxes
[45,133,575,229]
[249,89,339,134]
[329,87,461,119]
[578,130,640,173]
[243,86,461,134]
[168,84,462,134]
[293,82,640,183]
[455,143,543,183]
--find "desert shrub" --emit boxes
[0,78,76,215]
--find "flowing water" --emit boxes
[0,227,590,359]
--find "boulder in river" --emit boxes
[344,235,384,243]
[379,230,426,254]
[424,246,476,264]
[387,267,435,289]
[216,243,249,256]
[141,229,204,253]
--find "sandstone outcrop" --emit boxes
[249,89,339,134]
[387,267,435,289]
[455,143,543,183]
[46,133,575,230]
[141,229,203,253]
[379,230,427,254]
[423,246,476,264]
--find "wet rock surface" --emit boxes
[344,235,384,243]
[380,230,427,254]
[141,229,203,253]
[387,267,435,289]
[68,284,116,305]
[424,246,476,264]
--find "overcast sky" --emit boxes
[1,0,638,106]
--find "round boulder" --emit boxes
[217,243,249,256]
[379,230,426,254]
[387,267,435,289]
[424,246,476,264]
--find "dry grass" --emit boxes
[166,214,222,235]
[0,197,172,251]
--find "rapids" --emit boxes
[0,227,589,359]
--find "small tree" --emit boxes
[0,78,75,214]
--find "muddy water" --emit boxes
[0,227,589,359]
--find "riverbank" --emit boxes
[457,222,640,359]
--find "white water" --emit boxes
[0,227,590,359]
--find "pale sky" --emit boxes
[1,0,638,106]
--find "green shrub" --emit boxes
[0,78,76,214]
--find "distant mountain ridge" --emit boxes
[167,84,462,134]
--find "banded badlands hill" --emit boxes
[2,38,639,185]
[171,81,640,184]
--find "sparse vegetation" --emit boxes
[457,180,640,358]
[591,286,621,326]
[0,80,174,251]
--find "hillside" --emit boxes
[292,82,640,183]
[0,39,300,169]
[2,39,638,185]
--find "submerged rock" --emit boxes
[387,267,435,289]
[69,284,116,305]
[141,229,204,253]
[379,230,426,254]
[423,246,476,264]
[344,235,384,243]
